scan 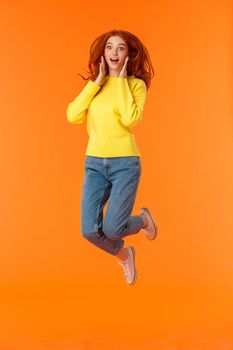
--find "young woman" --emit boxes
[67,29,158,285]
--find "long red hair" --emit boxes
[77,29,155,89]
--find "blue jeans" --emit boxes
[81,156,145,255]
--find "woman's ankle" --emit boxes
[140,213,147,228]
[116,247,128,261]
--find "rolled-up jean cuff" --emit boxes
[114,240,125,255]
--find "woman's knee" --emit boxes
[81,230,93,240]
[102,221,125,240]
[81,225,102,240]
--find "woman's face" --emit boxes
[104,35,129,74]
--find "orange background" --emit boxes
[1,0,233,349]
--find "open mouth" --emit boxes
[110,57,119,64]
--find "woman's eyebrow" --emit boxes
[106,42,126,46]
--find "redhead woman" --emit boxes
[67,29,158,285]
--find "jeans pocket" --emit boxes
[84,155,95,169]
[135,157,141,175]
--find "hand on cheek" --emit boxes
[119,56,129,78]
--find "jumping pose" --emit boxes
[67,29,158,285]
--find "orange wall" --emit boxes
[0,0,233,348]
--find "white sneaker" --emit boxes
[140,207,158,240]
[118,246,137,285]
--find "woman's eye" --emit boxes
[106,46,125,51]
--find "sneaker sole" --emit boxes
[141,207,158,240]
[128,246,137,286]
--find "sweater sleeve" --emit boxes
[66,80,101,124]
[115,77,147,128]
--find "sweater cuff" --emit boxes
[88,80,102,89]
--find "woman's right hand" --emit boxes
[94,56,106,86]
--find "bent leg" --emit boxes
[103,157,144,240]
[81,159,124,255]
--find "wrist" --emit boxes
[95,74,105,86]
[94,79,101,86]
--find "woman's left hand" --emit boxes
[118,56,129,78]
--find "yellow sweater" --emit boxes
[66,74,147,157]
